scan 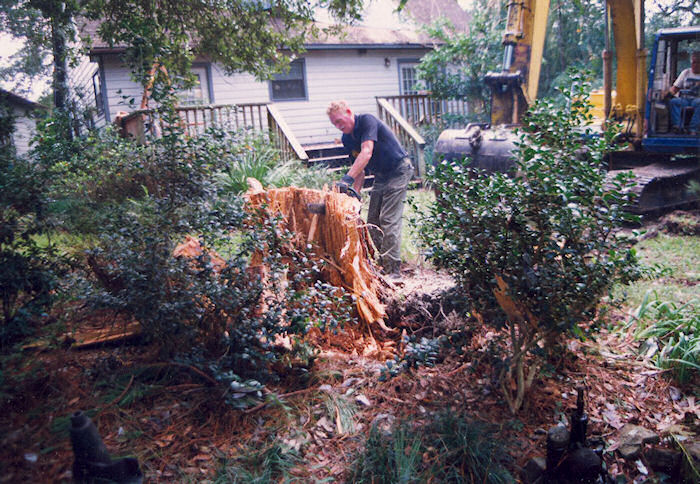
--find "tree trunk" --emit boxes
[50,10,73,141]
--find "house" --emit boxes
[0,89,47,156]
[70,0,470,150]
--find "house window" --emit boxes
[270,59,307,101]
[399,62,420,95]
[92,71,104,116]
[178,67,211,105]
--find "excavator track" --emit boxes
[607,158,700,213]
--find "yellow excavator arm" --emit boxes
[486,0,550,125]
[605,0,647,140]
[487,0,646,141]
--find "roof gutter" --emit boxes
[89,43,436,56]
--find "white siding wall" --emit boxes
[101,48,429,144]
[69,55,107,128]
[11,105,37,156]
[211,48,430,144]
[102,55,145,118]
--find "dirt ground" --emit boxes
[1,212,698,483]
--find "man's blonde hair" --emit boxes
[326,100,350,116]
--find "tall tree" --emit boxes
[539,0,606,98]
[2,0,365,103]
[1,0,79,110]
[416,0,505,121]
[646,0,698,47]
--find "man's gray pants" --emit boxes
[367,158,413,274]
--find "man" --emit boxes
[326,100,414,277]
[669,50,700,135]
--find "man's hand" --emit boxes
[336,174,361,200]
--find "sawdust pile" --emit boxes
[244,180,389,329]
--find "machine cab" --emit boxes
[644,26,700,154]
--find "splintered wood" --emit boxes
[245,180,388,328]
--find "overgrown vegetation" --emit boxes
[628,292,698,384]
[215,440,300,484]
[214,131,334,195]
[79,125,353,390]
[417,71,642,412]
[0,94,356,411]
[0,110,63,348]
[349,413,514,483]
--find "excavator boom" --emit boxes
[435,0,700,214]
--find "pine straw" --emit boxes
[2,280,697,483]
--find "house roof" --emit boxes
[0,89,48,110]
[403,0,471,32]
[81,0,470,54]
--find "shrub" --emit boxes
[417,71,641,412]
[0,123,62,348]
[76,108,356,390]
[50,122,228,235]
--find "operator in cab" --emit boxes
[326,100,414,279]
[668,50,700,135]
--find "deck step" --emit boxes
[303,142,346,160]
[308,155,351,168]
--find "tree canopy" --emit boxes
[1,0,366,100]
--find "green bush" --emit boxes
[417,71,641,412]
[0,125,62,348]
[72,108,355,392]
[50,122,229,235]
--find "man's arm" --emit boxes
[347,139,373,193]
[354,171,365,194]
[669,69,689,96]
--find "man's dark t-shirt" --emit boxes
[341,114,407,175]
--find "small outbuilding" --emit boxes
[0,89,48,157]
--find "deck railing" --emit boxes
[376,98,426,179]
[379,94,470,128]
[117,103,308,162]
[266,104,308,162]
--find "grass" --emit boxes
[319,390,357,434]
[214,441,300,484]
[403,188,435,265]
[349,413,514,483]
[359,187,435,267]
[613,233,700,309]
[611,231,699,385]
[349,424,422,484]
